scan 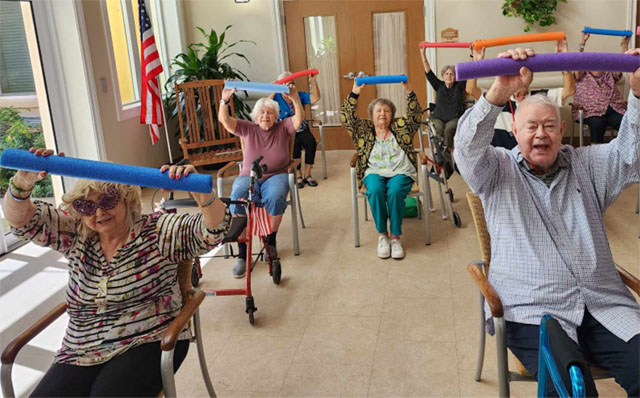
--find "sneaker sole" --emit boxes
[233,272,246,279]
[377,253,391,259]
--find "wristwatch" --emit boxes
[220,99,230,106]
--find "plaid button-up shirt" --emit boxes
[454,93,640,342]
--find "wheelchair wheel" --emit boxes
[453,211,462,228]
[272,260,281,285]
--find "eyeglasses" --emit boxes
[72,188,121,217]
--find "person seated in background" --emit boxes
[420,47,473,152]
[271,72,321,188]
[340,78,421,260]
[219,85,303,278]
[2,149,230,397]
[467,40,575,149]
[455,47,640,397]
[573,33,630,144]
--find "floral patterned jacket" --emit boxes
[340,91,422,189]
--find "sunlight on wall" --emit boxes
[105,0,134,104]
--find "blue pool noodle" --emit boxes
[355,75,408,86]
[0,148,213,193]
[583,27,632,37]
[224,81,289,94]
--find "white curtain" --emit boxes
[373,12,407,116]
[304,16,341,126]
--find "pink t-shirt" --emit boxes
[233,118,295,179]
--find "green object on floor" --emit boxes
[403,197,418,218]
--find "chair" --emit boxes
[573,107,618,147]
[175,79,243,167]
[0,259,216,398]
[465,192,640,397]
[350,151,432,247]
[217,134,303,256]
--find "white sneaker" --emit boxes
[377,235,390,259]
[390,239,405,259]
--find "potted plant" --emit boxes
[501,0,567,32]
[164,25,255,141]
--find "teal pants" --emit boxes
[362,173,413,236]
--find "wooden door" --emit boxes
[284,0,426,150]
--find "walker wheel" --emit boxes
[248,308,255,325]
[272,260,282,285]
[453,212,462,228]
[447,189,454,203]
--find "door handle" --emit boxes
[342,72,355,79]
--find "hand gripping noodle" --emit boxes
[473,32,566,50]
[583,27,632,37]
[355,75,409,86]
[0,148,213,193]
[456,52,640,80]
[224,81,289,94]
[274,69,319,84]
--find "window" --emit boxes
[103,0,168,119]
[0,1,35,95]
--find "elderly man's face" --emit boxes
[443,69,455,85]
[257,106,277,130]
[512,103,565,171]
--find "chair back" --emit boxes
[175,79,243,166]
[466,192,491,267]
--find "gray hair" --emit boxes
[250,98,280,122]
[367,98,396,120]
[277,71,292,81]
[441,65,455,77]
[514,94,560,121]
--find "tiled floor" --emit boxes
[1,150,638,397]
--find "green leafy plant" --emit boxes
[502,0,567,32]
[0,107,52,197]
[165,25,255,125]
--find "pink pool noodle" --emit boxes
[274,69,319,84]
[456,52,640,80]
[419,42,472,48]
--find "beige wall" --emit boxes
[432,0,631,88]
[181,0,282,84]
[81,0,171,168]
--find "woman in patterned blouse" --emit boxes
[340,79,422,260]
[2,148,230,397]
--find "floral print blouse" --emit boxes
[12,200,231,366]
[572,72,626,120]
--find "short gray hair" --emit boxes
[367,98,396,120]
[441,65,455,77]
[514,94,560,121]
[250,98,280,122]
[277,71,291,81]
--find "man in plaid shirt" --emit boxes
[455,47,640,396]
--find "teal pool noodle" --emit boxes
[0,148,213,193]
[224,81,289,93]
[583,27,632,37]
[355,75,408,85]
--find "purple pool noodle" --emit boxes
[583,27,632,37]
[355,75,408,85]
[456,53,640,80]
[0,148,213,193]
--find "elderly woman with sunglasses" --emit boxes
[2,148,230,397]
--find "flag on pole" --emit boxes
[250,205,273,237]
[138,0,163,145]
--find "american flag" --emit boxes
[138,0,163,145]
[250,205,273,237]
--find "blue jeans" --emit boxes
[505,309,639,397]
[362,173,413,236]
[230,173,289,216]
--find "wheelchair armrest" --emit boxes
[616,264,640,296]
[161,289,205,351]
[350,153,358,168]
[1,302,67,365]
[288,159,301,174]
[467,261,504,318]
[217,161,240,179]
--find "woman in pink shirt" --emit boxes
[218,86,303,278]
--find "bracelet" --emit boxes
[220,99,230,106]
[9,176,33,194]
[8,184,30,202]
[200,189,217,208]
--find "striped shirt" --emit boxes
[454,93,640,343]
[12,201,231,365]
